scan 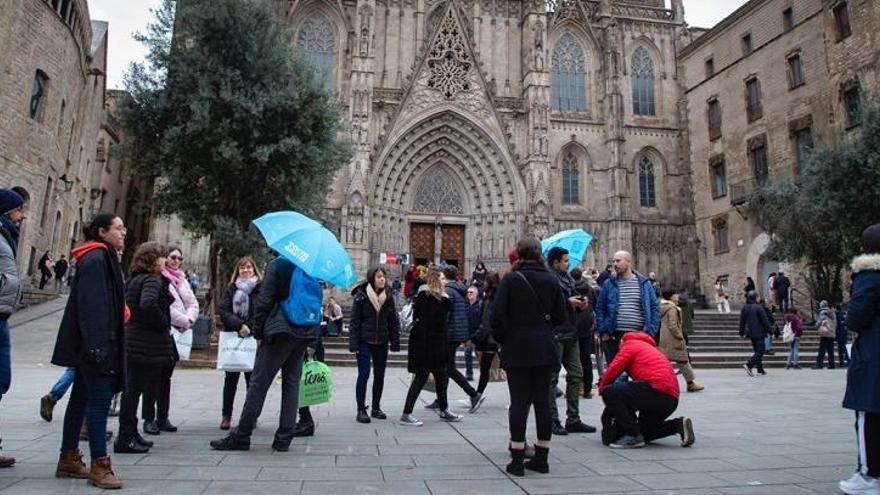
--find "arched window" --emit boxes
[631,47,656,116]
[561,153,580,204]
[551,33,588,112]
[297,15,335,92]
[638,156,657,207]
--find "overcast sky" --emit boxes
[91,0,748,89]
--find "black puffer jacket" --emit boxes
[553,270,579,341]
[124,272,176,367]
[348,283,401,352]
[574,278,596,339]
[407,290,450,372]
[473,290,499,353]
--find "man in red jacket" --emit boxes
[598,332,695,448]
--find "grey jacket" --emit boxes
[0,233,21,318]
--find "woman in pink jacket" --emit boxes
[143,246,199,435]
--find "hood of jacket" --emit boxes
[71,241,111,264]
[660,299,677,316]
[622,331,657,347]
[852,254,880,273]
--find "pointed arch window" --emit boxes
[412,167,464,214]
[638,156,657,207]
[562,153,580,204]
[297,15,335,93]
[551,33,588,112]
[631,47,656,116]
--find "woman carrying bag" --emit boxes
[217,256,262,430]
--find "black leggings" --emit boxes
[143,364,174,422]
[506,365,553,443]
[445,342,477,398]
[222,371,252,417]
[476,352,495,395]
[404,369,448,414]
[855,411,880,478]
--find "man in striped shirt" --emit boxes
[595,251,661,364]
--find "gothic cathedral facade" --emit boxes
[286,0,698,288]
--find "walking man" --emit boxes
[595,251,660,364]
[739,292,770,376]
[54,255,69,294]
[0,188,27,468]
[775,271,791,313]
[546,247,595,435]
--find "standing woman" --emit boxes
[217,257,262,430]
[471,262,488,291]
[114,242,175,455]
[142,246,198,435]
[473,271,500,397]
[324,297,343,337]
[490,237,566,477]
[349,267,401,424]
[400,268,459,425]
[52,213,127,489]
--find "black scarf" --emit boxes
[0,216,19,257]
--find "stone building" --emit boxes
[679,0,880,302]
[279,0,699,287]
[0,0,114,286]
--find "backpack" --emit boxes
[281,266,323,326]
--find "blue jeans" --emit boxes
[49,367,76,402]
[0,320,9,397]
[61,369,114,458]
[464,347,474,378]
[787,338,800,366]
[355,342,388,411]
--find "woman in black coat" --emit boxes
[349,266,401,423]
[490,237,566,477]
[473,272,500,396]
[400,269,457,426]
[114,242,175,455]
[52,213,127,488]
[217,256,262,430]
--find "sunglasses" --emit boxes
[169,255,184,261]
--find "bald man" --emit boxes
[595,251,660,364]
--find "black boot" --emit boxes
[524,445,549,474]
[143,420,160,435]
[506,448,525,477]
[133,432,154,448]
[293,421,315,437]
[113,435,149,454]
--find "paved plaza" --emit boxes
[0,299,857,494]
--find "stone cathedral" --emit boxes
[284,0,698,288]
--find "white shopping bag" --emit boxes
[217,331,257,372]
[171,328,193,361]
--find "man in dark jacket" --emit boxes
[547,248,595,435]
[54,255,69,294]
[211,256,314,452]
[839,223,880,495]
[775,272,791,312]
[739,292,770,376]
[427,266,484,413]
[465,286,480,381]
[572,268,597,397]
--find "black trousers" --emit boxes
[837,339,850,367]
[299,339,325,424]
[444,342,477,399]
[404,369,449,414]
[601,381,680,444]
[476,352,495,395]
[142,364,174,422]
[222,371,252,417]
[579,335,594,390]
[506,365,553,443]
[816,337,836,369]
[602,333,622,365]
[119,364,161,437]
[855,411,880,478]
[747,337,765,372]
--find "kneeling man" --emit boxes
[598,332,695,448]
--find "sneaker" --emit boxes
[40,394,56,422]
[370,409,388,420]
[469,393,486,414]
[609,434,646,449]
[839,472,879,495]
[425,400,441,410]
[399,414,423,426]
[743,364,754,377]
[143,420,160,436]
[565,420,597,433]
[552,420,568,436]
[686,382,705,393]
[272,439,290,452]
[209,434,250,451]
[356,409,371,424]
[437,410,462,422]
[680,417,695,447]
[156,419,178,432]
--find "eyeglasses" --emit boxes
[169,255,183,261]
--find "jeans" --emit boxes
[404,369,448,414]
[837,339,850,367]
[787,338,800,366]
[234,335,308,445]
[49,367,77,402]
[356,342,389,411]
[816,337,836,369]
[0,320,10,397]
[747,337,765,372]
[601,381,680,444]
[764,335,772,354]
[507,366,553,443]
[550,339,583,423]
[55,278,66,294]
[464,347,474,378]
[779,294,790,312]
[222,371,251,417]
[578,335,594,391]
[60,369,114,458]
[119,364,161,437]
[142,364,174,422]
[444,342,477,399]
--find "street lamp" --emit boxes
[57,174,74,192]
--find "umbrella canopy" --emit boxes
[253,211,357,289]
[541,228,593,272]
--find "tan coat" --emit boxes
[659,300,688,362]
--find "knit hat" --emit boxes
[0,189,24,216]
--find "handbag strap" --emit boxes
[513,271,552,323]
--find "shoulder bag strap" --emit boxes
[513,271,552,323]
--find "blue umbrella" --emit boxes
[541,229,594,272]
[253,211,357,289]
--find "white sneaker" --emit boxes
[437,410,462,422]
[840,472,880,495]
[399,414,423,427]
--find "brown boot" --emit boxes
[56,449,89,478]
[88,456,121,490]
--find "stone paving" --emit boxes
[0,299,857,494]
